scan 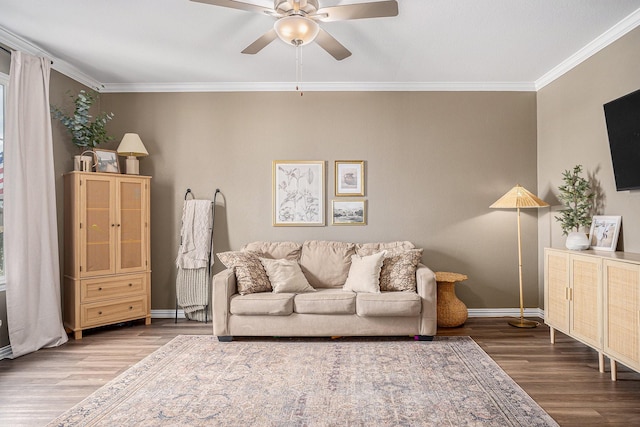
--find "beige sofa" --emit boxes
[212,240,437,342]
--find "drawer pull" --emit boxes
[98,287,102,291]
[98,311,102,315]
[129,306,133,310]
[129,283,133,287]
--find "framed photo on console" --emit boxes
[589,215,621,251]
[94,149,120,173]
[335,160,364,197]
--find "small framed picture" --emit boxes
[335,160,364,196]
[589,215,621,251]
[94,149,120,173]
[332,199,366,226]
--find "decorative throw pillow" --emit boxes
[379,249,423,292]
[217,251,272,295]
[355,241,415,257]
[342,251,387,293]
[242,241,302,261]
[299,240,356,288]
[259,257,316,294]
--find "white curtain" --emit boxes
[5,51,67,358]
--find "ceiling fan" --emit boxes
[190,0,399,60]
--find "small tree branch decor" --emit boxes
[51,90,115,150]
[555,165,594,235]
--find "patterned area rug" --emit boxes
[48,336,558,426]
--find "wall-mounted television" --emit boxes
[603,88,640,191]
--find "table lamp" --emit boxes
[490,184,549,328]
[117,133,148,175]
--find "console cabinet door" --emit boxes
[80,175,116,277]
[116,177,149,274]
[603,259,640,370]
[545,249,570,334]
[569,255,601,349]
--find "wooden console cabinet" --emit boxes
[544,248,640,380]
[63,172,151,339]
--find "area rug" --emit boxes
[48,336,558,426]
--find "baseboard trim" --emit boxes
[468,308,544,319]
[152,308,545,320]
[0,345,12,360]
[151,309,185,319]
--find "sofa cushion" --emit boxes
[355,241,415,257]
[356,292,421,317]
[299,240,356,288]
[242,241,302,261]
[259,257,315,294]
[230,292,294,315]
[217,251,272,295]
[380,249,424,292]
[342,251,387,293]
[294,289,356,314]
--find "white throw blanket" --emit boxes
[176,199,213,269]
[176,199,213,321]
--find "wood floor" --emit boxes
[1,317,639,426]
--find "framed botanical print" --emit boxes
[335,160,364,196]
[273,160,325,226]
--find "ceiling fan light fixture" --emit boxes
[274,15,320,46]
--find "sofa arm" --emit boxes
[416,263,437,336]
[212,268,237,336]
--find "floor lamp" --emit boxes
[490,185,549,328]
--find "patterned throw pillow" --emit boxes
[217,251,272,295]
[379,249,423,292]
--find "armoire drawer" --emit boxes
[80,274,146,303]
[80,295,148,327]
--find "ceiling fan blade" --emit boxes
[241,29,278,54]
[190,0,273,15]
[316,0,398,22]
[315,28,351,61]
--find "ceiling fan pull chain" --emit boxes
[295,44,303,96]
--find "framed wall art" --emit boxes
[332,199,366,226]
[335,160,364,196]
[273,160,325,226]
[589,215,621,251]
[94,149,120,173]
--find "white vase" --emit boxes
[565,231,590,250]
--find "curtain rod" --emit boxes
[0,45,53,64]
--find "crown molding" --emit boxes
[535,7,640,90]
[0,26,102,90]
[101,81,536,93]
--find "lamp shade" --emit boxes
[490,185,549,209]
[274,15,320,46]
[117,133,148,157]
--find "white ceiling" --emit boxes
[0,0,639,92]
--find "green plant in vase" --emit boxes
[555,165,594,250]
[51,89,114,171]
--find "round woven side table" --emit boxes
[435,271,469,328]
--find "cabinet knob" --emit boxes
[98,287,102,291]
[117,224,121,227]
[111,224,115,227]
[98,311,103,315]
[128,283,133,287]
[129,306,133,310]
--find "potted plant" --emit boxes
[51,89,114,171]
[555,165,594,250]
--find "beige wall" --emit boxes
[100,91,539,311]
[537,26,640,301]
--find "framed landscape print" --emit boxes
[94,149,120,173]
[335,160,364,196]
[273,160,325,226]
[589,215,621,251]
[332,199,366,225]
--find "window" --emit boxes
[0,73,6,288]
